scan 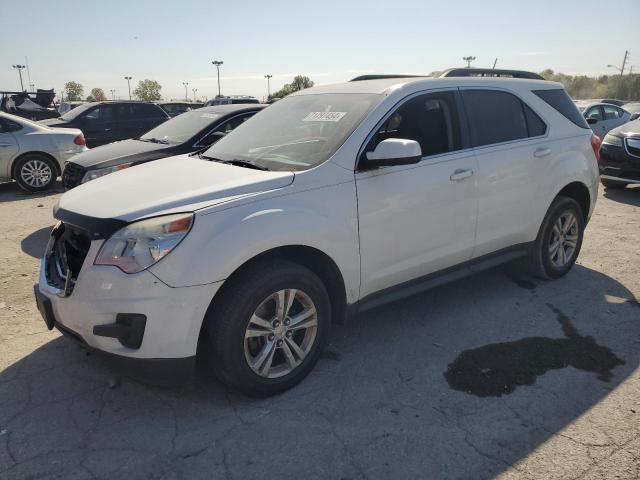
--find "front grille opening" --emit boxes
[45,223,91,296]
[62,162,86,189]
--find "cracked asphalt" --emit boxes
[0,181,639,479]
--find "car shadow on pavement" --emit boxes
[603,184,640,206]
[0,180,64,203]
[20,227,53,259]
[0,264,638,479]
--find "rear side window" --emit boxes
[131,104,164,119]
[532,89,590,129]
[462,90,531,147]
[523,103,547,137]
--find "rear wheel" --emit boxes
[601,179,628,189]
[523,196,584,279]
[205,260,330,397]
[14,154,58,192]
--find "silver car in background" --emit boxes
[581,102,631,139]
[0,112,87,192]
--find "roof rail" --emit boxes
[440,68,544,80]
[349,74,426,82]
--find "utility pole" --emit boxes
[620,50,629,77]
[24,56,32,90]
[492,58,498,69]
[182,82,189,101]
[212,60,223,97]
[12,65,26,90]
[29,83,35,91]
[124,76,132,100]
[192,88,198,102]
[110,89,116,100]
[463,56,476,68]
[264,74,272,100]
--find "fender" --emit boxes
[149,180,361,304]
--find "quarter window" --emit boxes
[603,105,623,120]
[368,91,462,158]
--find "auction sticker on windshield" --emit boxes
[303,112,347,122]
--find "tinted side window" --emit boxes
[214,113,253,134]
[82,105,114,121]
[523,103,547,137]
[533,89,591,129]
[369,91,462,157]
[131,104,164,119]
[462,90,528,147]
[603,105,623,120]
[585,106,602,121]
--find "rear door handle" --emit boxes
[534,147,551,158]
[450,168,474,181]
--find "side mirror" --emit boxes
[364,138,422,168]
[587,117,598,125]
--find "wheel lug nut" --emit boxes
[273,321,280,328]
[286,331,292,338]
[277,340,283,347]
[268,334,275,341]
[284,319,290,326]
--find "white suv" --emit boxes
[35,70,601,396]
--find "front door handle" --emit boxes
[450,168,474,181]
[0,143,13,147]
[534,147,552,158]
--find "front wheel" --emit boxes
[523,196,585,279]
[205,260,331,397]
[14,154,58,192]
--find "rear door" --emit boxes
[356,89,478,298]
[601,105,627,136]
[585,105,606,139]
[460,88,549,258]
[0,119,20,178]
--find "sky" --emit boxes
[1,0,639,102]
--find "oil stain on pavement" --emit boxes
[444,304,625,397]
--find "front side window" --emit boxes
[82,105,113,122]
[585,106,602,121]
[462,90,546,147]
[140,110,222,145]
[367,91,462,157]
[204,93,381,171]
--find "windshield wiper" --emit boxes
[140,137,170,144]
[199,155,269,171]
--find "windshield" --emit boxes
[140,110,221,144]
[60,102,95,120]
[203,93,381,171]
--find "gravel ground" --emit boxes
[0,180,638,480]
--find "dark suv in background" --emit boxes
[40,101,170,147]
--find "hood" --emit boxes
[609,119,640,138]
[69,139,169,168]
[56,155,294,221]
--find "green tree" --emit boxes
[270,75,315,99]
[64,81,84,101]
[86,88,107,102]
[539,69,640,100]
[133,79,162,101]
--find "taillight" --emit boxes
[590,134,601,162]
[74,134,86,146]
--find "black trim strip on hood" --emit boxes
[53,206,128,240]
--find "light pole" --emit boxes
[212,60,223,97]
[462,56,476,68]
[124,76,132,100]
[12,65,26,91]
[29,83,35,92]
[264,74,272,100]
[110,89,116,100]
[192,88,198,102]
[182,82,189,101]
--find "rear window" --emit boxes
[532,89,590,129]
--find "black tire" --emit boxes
[205,260,331,397]
[14,154,58,192]
[523,196,585,280]
[601,179,628,189]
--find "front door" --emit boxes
[355,90,478,299]
[0,119,19,179]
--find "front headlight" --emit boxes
[94,213,194,273]
[602,134,623,147]
[82,163,132,183]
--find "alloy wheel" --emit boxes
[20,159,53,188]
[548,211,579,268]
[244,289,318,379]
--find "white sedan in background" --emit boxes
[581,102,631,139]
[0,112,87,192]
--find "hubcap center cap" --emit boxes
[274,324,286,339]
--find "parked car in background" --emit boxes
[599,118,640,189]
[623,102,640,121]
[58,101,86,115]
[157,101,204,117]
[36,70,599,396]
[205,95,260,106]
[39,101,170,148]
[62,104,267,188]
[0,112,86,192]
[582,102,631,139]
